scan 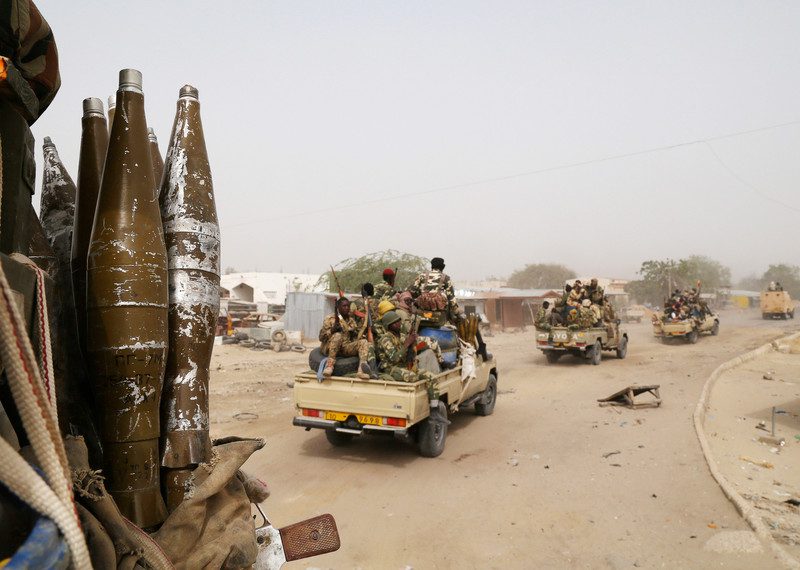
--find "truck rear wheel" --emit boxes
[474,374,497,416]
[590,340,602,365]
[687,330,699,344]
[418,402,448,457]
[616,336,628,359]
[545,351,562,364]
[325,429,354,446]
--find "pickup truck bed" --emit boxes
[293,357,498,457]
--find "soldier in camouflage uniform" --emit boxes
[373,268,397,301]
[535,300,551,330]
[409,257,464,323]
[579,299,596,328]
[376,312,438,400]
[319,297,374,379]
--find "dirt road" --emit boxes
[210,310,798,569]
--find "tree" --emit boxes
[507,263,576,289]
[626,256,731,305]
[321,250,429,294]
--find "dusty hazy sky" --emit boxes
[32,1,800,282]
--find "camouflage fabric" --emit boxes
[410,269,463,322]
[535,307,550,329]
[590,304,603,323]
[0,0,61,118]
[377,331,437,398]
[567,288,582,307]
[319,313,369,361]
[579,306,595,328]
[603,301,616,321]
[373,281,397,301]
[418,336,442,363]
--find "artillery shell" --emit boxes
[72,97,108,361]
[40,136,76,273]
[147,127,164,199]
[159,84,220,468]
[87,69,167,528]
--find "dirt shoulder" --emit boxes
[704,335,800,560]
[209,309,799,568]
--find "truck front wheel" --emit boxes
[418,402,448,457]
[325,429,354,446]
[687,330,699,344]
[616,336,628,359]
[474,374,497,416]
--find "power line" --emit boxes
[703,141,800,213]
[224,118,800,230]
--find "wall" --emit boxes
[284,291,336,340]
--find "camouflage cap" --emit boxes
[381,311,402,328]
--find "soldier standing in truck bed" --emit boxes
[409,257,464,323]
[374,268,397,301]
[376,311,437,400]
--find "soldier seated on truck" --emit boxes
[535,301,552,329]
[319,297,376,379]
[374,268,398,301]
[377,312,437,400]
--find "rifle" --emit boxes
[330,265,344,298]
[361,283,375,344]
[406,307,420,370]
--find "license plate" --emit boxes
[324,411,382,426]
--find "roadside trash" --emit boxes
[602,451,621,459]
[233,412,259,421]
[739,456,774,469]
[758,436,785,446]
[785,498,800,507]
[707,523,717,529]
[598,385,661,409]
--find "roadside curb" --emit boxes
[693,331,800,569]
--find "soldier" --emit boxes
[603,295,617,322]
[377,312,437,400]
[374,268,397,301]
[535,301,551,328]
[319,297,374,379]
[409,257,464,323]
[394,291,414,331]
[567,281,583,308]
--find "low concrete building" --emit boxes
[220,272,325,313]
[456,287,560,330]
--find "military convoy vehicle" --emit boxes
[621,305,646,323]
[760,290,794,320]
[535,323,628,365]
[652,313,719,343]
[292,352,498,458]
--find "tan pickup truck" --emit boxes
[292,356,498,458]
[652,313,719,343]
[535,323,628,365]
[760,291,795,320]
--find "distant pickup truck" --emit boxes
[535,323,628,365]
[652,313,719,344]
[292,356,498,458]
[760,291,795,320]
[622,305,646,323]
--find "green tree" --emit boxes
[626,256,731,305]
[507,263,576,289]
[321,250,429,294]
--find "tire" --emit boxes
[474,374,497,416]
[325,429,354,446]
[308,347,359,376]
[418,402,448,457]
[545,351,562,364]
[589,340,602,365]
[272,329,287,343]
[687,330,699,344]
[616,336,628,359]
[291,344,306,353]
[711,321,720,336]
[240,339,256,348]
[221,336,237,345]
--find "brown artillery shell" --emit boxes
[147,127,164,199]
[87,69,167,527]
[40,137,76,273]
[161,466,194,513]
[104,439,166,529]
[159,85,220,468]
[72,98,108,361]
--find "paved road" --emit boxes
[212,310,799,569]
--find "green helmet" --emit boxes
[381,311,401,328]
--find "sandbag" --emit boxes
[153,437,265,570]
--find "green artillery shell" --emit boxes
[28,206,57,276]
[159,85,220,468]
[87,69,167,528]
[40,137,76,273]
[161,466,194,513]
[72,97,108,361]
[107,94,116,134]
[147,127,164,199]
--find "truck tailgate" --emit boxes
[294,372,421,420]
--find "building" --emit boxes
[456,287,561,330]
[220,272,325,313]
